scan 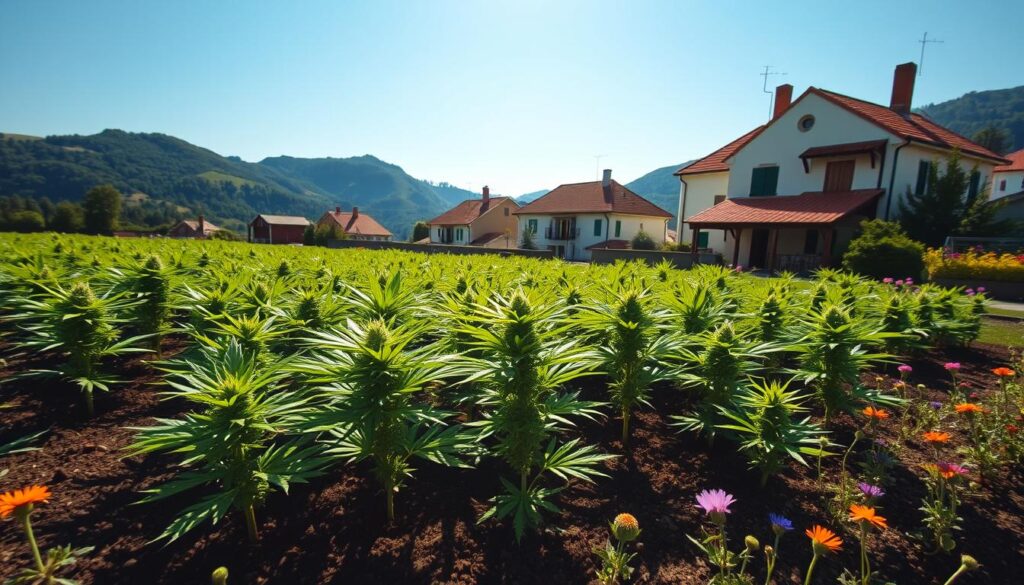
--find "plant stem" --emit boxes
[942,564,969,585]
[804,552,820,585]
[387,486,395,522]
[21,512,45,573]
[244,504,259,543]
[84,388,94,418]
[621,408,631,447]
[859,523,869,585]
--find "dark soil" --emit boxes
[1,341,1022,584]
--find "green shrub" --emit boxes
[842,219,925,281]
[630,230,656,250]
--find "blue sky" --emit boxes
[2,0,1021,195]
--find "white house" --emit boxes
[426,186,520,248]
[990,149,1024,225]
[683,62,1009,271]
[513,170,673,261]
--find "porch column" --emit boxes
[767,228,779,273]
[731,229,742,268]
[268,224,273,245]
[690,226,700,263]
[821,227,835,266]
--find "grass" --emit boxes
[979,316,1024,347]
[985,306,1024,319]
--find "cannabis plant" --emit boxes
[577,286,677,446]
[716,378,830,484]
[129,340,327,543]
[12,281,150,416]
[457,289,612,540]
[295,319,472,521]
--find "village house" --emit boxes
[426,186,520,248]
[513,170,673,261]
[247,214,311,245]
[991,149,1024,225]
[315,206,393,241]
[167,215,222,239]
[682,62,1009,272]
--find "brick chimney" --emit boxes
[890,62,917,115]
[602,169,612,187]
[773,84,793,120]
[335,206,341,213]
[352,206,359,218]
[198,214,205,233]
[482,185,490,203]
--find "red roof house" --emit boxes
[315,206,393,241]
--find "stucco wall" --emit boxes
[885,144,996,220]
[471,198,520,242]
[517,212,668,261]
[429,223,470,244]
[678,172,729,254]
[992,171,1024,200]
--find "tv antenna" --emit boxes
[918,32,943,76]
[594,154,607,179]
[760,65,787,120]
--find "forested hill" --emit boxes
[624,162,691,229]
[917,86,1024,154]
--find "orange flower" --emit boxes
[993,367,1016,378]
[862,406,890,420]
[922,431,951,444]
[806,525,843,553]
[849,504,888,529]
[0,485,51,519]
[954,403,984,414]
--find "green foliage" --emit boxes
[82,184,122,234]
[5,210,46,232]
[129,341,328,543]
[49,201,84,233]
[411,220,430,242]
[972,125,1012,155]
[630,230,657,250]
[842,219,925,280]
[918,86,1024,153]
[520,227,538,250]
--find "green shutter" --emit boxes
[968,171,980,200]
[751,166,779,197]
[528,219,537,234]
[593,219,602,237]
[915,161,930,195]
[698,232,709,248]
[614,220,621,238]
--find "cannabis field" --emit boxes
[0,233,1021,585]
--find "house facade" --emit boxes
[248,214,311,245]
[167,215,222,239]
[684,63,1008,271]
[426,186,520,248]
[514,170,673,261]
[315,206,393,241]
[991,149,1024,224]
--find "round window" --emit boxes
[798,115,815,132]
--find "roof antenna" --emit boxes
[918,32,943,76]
[594,154,607,180]
[760,65,787,121]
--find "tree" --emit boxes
[82,184,122,234]
[630,230,657,250]
[897,150,1004,247]
[303,224,315,246]
[972,125,1011,156]
[841,219,925,280]
[49,201,84,233]
[520,227,537,250]
[5,210,45,232]
[411,221,430,242]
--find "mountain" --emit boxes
[0,130,479,239]
[515,189,549,204]
[624,162,691,229]
[917,86,1024,154]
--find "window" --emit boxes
[968,171,981,201]
[528,219,538,234]
[915,161,931,195]
[698,232,709,248]
[1000,179,1007,192]
[750,166,779,197]
[593,219,603,237]
[713,195,726,205]
[504,207,510,216]
[436,228,441,238]
[798,115,815,132]
[456,228,464,241]
[803,230,819,254]
[823,160,855,192]
[614,220,621,238]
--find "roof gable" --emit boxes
[320,210,393,237]
[995,148,1024,172]
[677,126,766,176]
[513,180,672,218]
[252,214,311,226]
[427,196,515,225]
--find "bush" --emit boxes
[661,241,691,252]
[924,248,1024,282]
[4,210,46,232]
[631,230,657,250]
[841,220,925,281]
[208,229,241,241]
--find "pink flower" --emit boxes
[896,279,904,286]
[883,277,894,284]
[977,287,986,293]
[944,362,961,371]
[696,489,736,517]
[898,364,913,374]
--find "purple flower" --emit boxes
[944,362,961,371]
[928,401,943,410]
[905,277,914,284]
[898,364,913,374]
[977,287,986,293]
[696,489,736,517]
[769,513,793,535]
[858,482,885,499]
[896,279,905,286]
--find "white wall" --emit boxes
[886,144,997,220]
[991,171,1024,200]
[678,172,729,254]
[428,223,470,244]
[517,212,667,261]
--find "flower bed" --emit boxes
[925,248,1024,283]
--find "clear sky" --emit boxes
[2,0,1021,195]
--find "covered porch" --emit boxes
[685,189,883,273]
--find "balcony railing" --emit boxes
[545,226,579,240]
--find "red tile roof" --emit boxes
[427,197,514,225]
[586,239,631,250]
[320,210,393,237]
[676,126,765,176]
[800,139,888,159]
[810,89,1007,162]
[995,148,1024,172]
[513,180,673,218]
[251,214,311,226]
[686,189,883,226]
